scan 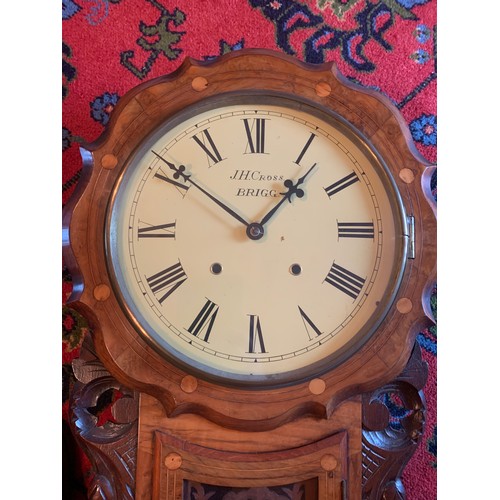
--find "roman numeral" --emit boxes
[325,263,365,300]
[337,221,374,239]
[298,306,323,340]
[248,315,266,354]
[294,133,316,165]
[243,118,267,154]
[138,222,176,239]
[192,128,224,166]
[187,299,219,342]
[324,171,359,198]
[154,171,189,192]
[146,262,187,304]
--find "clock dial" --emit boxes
[107,95,407,386]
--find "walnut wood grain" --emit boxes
[135,392,361,499]
[63,49,436,498]
[63,49,436,431]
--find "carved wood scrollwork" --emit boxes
[361,343,428,499]
[69,338,427,499]
[70,334,139,500]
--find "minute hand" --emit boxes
[152,151,250,228]
[260,163,317,227]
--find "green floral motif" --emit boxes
[317,0,360,18]
[62,305,89,351]
[318,0,418,20]
[121,5,186,79]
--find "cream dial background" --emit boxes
[108,97,406,385]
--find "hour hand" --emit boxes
[152,151,250,229]
[243,163,317,241]
[259,163,317,227]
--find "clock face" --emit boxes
[107,94,407,387]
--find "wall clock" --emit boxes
[63,49,435,499]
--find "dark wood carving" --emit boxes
[362,343,428,499]
[70,333,139,499]
[69,339,428,499]
[183,480,318,499]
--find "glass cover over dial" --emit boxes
[107,95,407,387]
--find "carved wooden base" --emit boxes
[69,334,427,499]
[70,335,139,499]
[361,343,428,499]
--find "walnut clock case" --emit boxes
[63,50,436,499]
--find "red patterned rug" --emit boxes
[62,1,436,498]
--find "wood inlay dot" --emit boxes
[181,375,198,393]
[399,168,415,184]
[101,154,118,170]
[165,453,182,470]
[93,284,110,301]
[315,81,332,97]
[309,378,326,395]
[192,76,208,92]
[321,454,338,471]
[397,297,413,314]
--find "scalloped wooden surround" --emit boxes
[63,49,436,499]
